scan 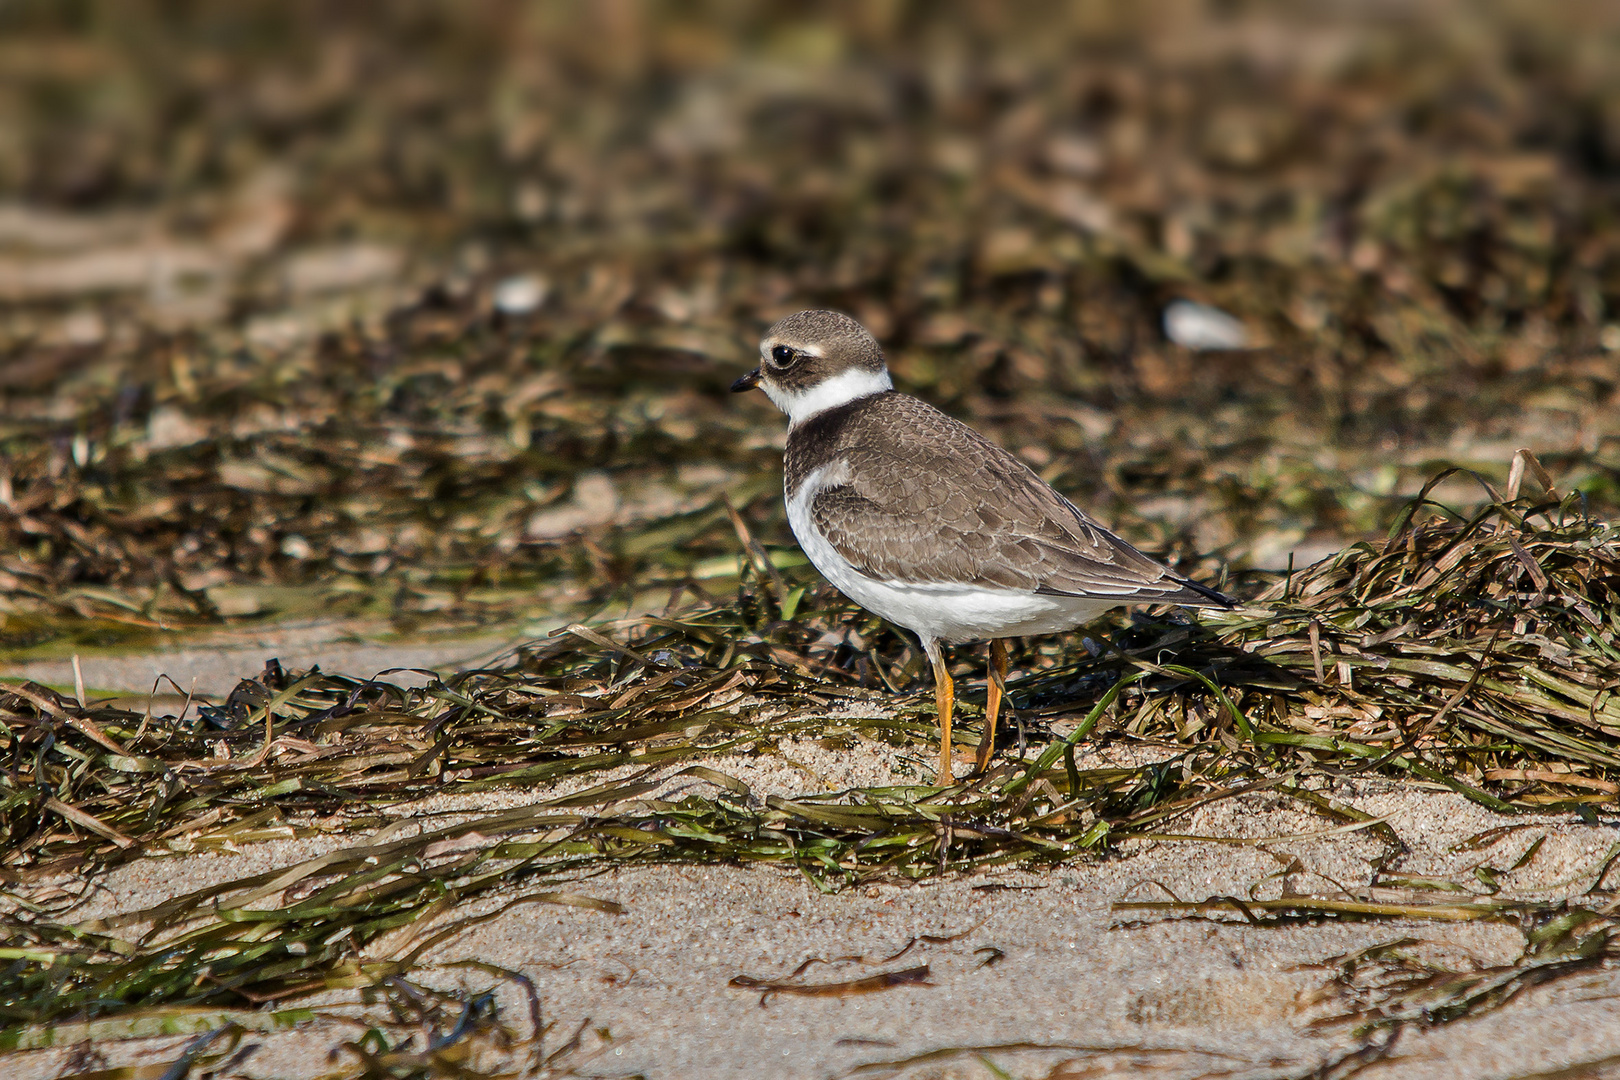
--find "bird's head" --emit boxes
[732,309,893,425]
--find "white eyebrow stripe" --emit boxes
[761,341,825,361]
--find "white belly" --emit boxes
[786,467,1119,644]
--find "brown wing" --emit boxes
[809,395,1227,605]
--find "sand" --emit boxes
[9,723,1620,1080]
[0,622,519,698]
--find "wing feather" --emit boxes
[803,395,1227,606]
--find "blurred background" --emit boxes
[1,0,1618,653]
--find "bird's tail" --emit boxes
[1163,574,1237,609]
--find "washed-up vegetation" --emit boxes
[2,0,1619,652]
[2,486,1619,1071]
[2,1,1620,1076]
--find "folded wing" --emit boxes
[809,396,1229,606]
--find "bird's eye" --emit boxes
[769,344,795,366]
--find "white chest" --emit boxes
[785,462,1116,644]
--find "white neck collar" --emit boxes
[763,366,893,427]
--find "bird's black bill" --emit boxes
[731,368,762,392]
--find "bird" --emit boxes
[732,310,1234,784]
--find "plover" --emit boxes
[733,310,1234,784]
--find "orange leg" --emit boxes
[925,640,955,784]
[975,639,1010,775]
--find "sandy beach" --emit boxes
[9,706,1619,1080]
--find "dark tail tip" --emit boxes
[1176,575,1238,608]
